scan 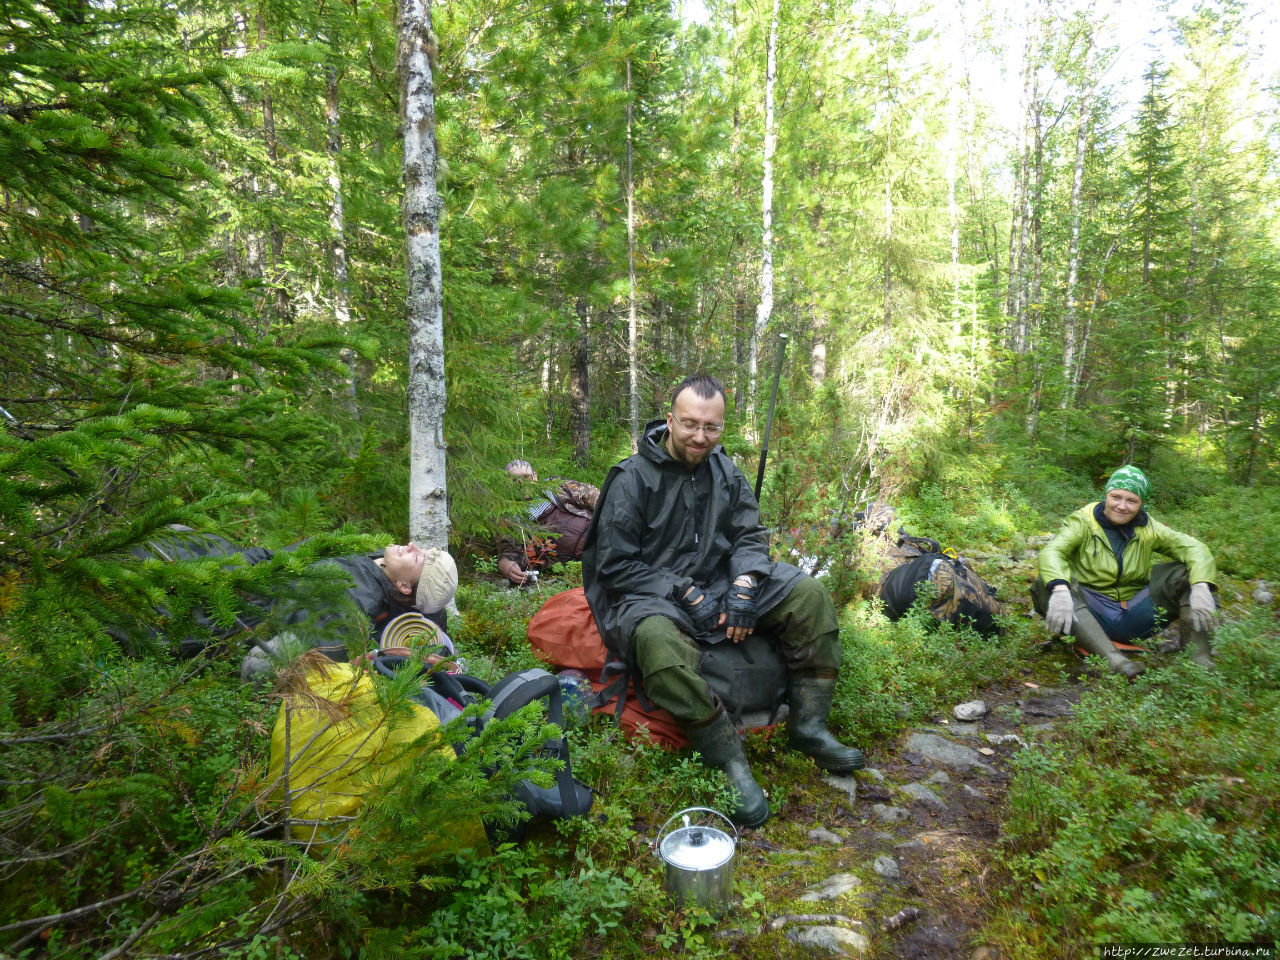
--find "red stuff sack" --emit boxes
[526,588,688,748]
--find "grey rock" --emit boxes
[871,803,911,823]
[872,854,901,879]
[809,827,845,846]
[900,782,947,810]
[1253,581,1274,605]
[953,699,988,721]
[895,836,928,851]
[787,925,870,955]
[904,733,995,773]
[872,831,895,843]
[915,723,979,738]
[860,767,886,782]
[971,947,1002,960]
[823,772,858,802]
[1020,695,1074,718]
[962,785,985,799]
[924,771,951,785]
[1026,722,1057,735]
[799,873,863,902]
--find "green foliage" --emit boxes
[1159,485,1280,581]
[362,844,632,960]
[997,610,1280,950]
[832,598,1033,745]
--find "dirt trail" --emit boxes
[727,661,1090,959]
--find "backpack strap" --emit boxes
[481,668,585,818]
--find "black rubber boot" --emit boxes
[786,676,865,773]
[1179,605,1215,668]
[685,709,770,828]
[1071,606,1145,679]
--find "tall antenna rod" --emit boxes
[754,332,788,502]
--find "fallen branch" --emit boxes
[767,913,864,931]
[881,906,921,931]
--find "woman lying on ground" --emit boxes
[1033,465,1218,678]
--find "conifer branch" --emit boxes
[0,101,74,119]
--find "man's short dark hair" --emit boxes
[669,374,726,410]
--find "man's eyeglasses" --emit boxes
[671,415,724,438]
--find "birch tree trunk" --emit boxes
[946,73,961,353]
[1072,234,1120,398]
[729,0,749,416]
[748,0,779,440]
[1024,46,1045,439]
[326,65,359,418]
[1060,35,1094,411]
[399,0,449,548]
[1006,25,1033,350]
[571,299,591,468]
[542,344,554,445]
[811,315,827,384]
[625,56,639,453]
[880,28,894,334]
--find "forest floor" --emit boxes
[667,643,1154,960]
[653,656,1088,960]
[615,547,1223,960]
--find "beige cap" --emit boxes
[415,547,458,614]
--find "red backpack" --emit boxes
[526,588,689,748]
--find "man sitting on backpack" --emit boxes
[496,459,599,586]
[582,374,864,828]
[1033,465,1218,677]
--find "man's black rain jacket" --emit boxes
[582,418,801,660]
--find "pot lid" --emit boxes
[659,826,734,871]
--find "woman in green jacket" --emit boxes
[1033,465,1218,677]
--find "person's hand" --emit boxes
[724,575,757,643]
[498,558,528,585]
[1188,582,1216,632]
[679,583,721,636]
[1045,585,1074,635]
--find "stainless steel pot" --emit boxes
[654,807,738,916]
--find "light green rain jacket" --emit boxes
[1038,502,1217,602]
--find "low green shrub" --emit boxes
[1158,486,1280,581]
[994,609,1280,955]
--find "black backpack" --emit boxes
[372,654,593,835]
[592,630,788,734]
[877,552,1003,635]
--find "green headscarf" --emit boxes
[1105,465,1150,502]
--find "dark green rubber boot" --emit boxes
[685,709,769,828]
[1072,606,1145,679]
[786,676,865,773]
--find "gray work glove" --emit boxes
[1045,585,1074,635]
[1188,582,1216,632]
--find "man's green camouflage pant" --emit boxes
[632,575,841,726]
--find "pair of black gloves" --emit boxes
[676,576,757,636]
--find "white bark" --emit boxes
[399,0,448,548]
[626,57,639,454]
[946,73,961,347]
[326,65,358,418]
[749,0,780,439]
[1060,35,1094,411]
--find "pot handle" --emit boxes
[653,806,738,853]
